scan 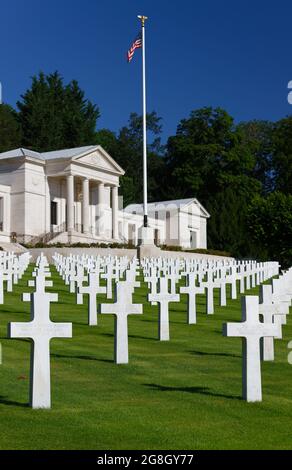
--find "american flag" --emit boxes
[127,32,142,62]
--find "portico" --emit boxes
[0,145,124,245]
[50,174,118,238]
[44,147,123,244]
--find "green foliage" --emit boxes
[247,192,292,268]
[166,107,263,257]
[0,104,22,152]
[237,120,274,193]
[272,116,292,194]
[167,107,261,194]
[17,72,100,151]
[94,128,118,154]
[111,111,167,204]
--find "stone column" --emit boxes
[67,174,74,233]
[45,176,51,233]
[97,182,105,237]
[111,186,119,240]
[82,178,90,234]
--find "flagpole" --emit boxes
[138,15,148,228]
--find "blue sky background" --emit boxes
[1,0,292,141]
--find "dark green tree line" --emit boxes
[17,72,100,151]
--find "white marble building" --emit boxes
[0,145,209,248]
[125,199,210,249]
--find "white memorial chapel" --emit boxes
[0,145,209,248]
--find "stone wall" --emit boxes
[26,246,234,263]
[27,247,137,262]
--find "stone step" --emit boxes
[0,242,28,253]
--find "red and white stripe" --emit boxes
[127,34,142,62]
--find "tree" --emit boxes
[237,120,274,194]
[94,129,119,155]
[272,116,292,194]
[17,72,100,151]
[0,104,22,152]
[165,107,262,256]
[166,107,259,198]
[113,112,166,205]
[247,192,292,268]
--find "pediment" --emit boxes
[73,146,125,175]
[184,199,210,218]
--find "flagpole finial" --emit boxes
[138,15,148,27]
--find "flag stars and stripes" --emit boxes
[127,32,142,62]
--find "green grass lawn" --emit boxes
[0,265,291,450]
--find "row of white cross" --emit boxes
[0,251,31,302]
[3,251,291,408]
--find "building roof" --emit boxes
[0,145,97,161]
[125,198,210,218]
[0,148,44,161]
[0,145,125,175]
[41,145,97,160]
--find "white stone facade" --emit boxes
[0,146,209,248]
[124,199,210,249]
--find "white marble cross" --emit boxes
[245,264,251,290]
[8,287,72,409]
[148,277,180,341]
[69,265,87,294]
[239,265,246,294]
[0,271,5,304]
[180,273,204,324]
[271,278,291,330]
[259,284,280,361]
[201,275,220,315]
[101,264,114,299]
[167,271,180,295]
[79,272,106,326]
[145,272,158,306]
[223,296,280,402]
[28,274,53,292]
[3,269,13,292]
[100,281,143,364]
[125,269,140,293]
[228,267,241,300]
[219,278,227,307]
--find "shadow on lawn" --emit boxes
[129,334,156,342]
[0,396,29,408]
[141,318,184,326]
[189,350,241,359]
[101,332,155,342]
[52,353,113,364]
[144,383,241,401]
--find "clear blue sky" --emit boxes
[1,0,292,141]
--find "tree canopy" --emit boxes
[17,72,100,151]
[0,104,22,152]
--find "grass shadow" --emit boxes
[128,334,156,342]
[189,350,241,359]
[0,396,29,408]
[52,353,113,363]
[144,383,242,401]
